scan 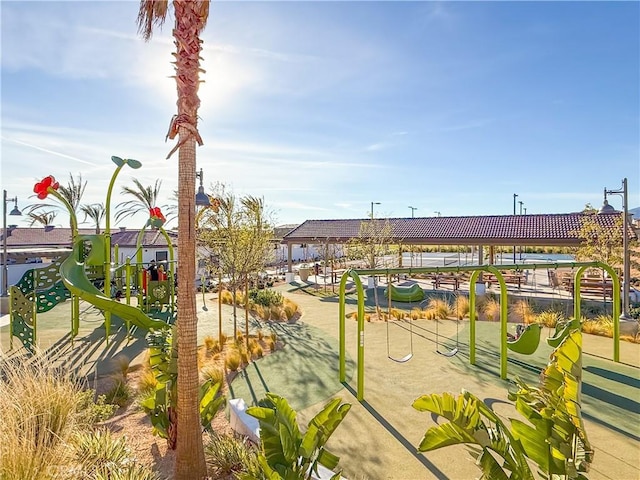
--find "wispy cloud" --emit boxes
[1,137,98,166]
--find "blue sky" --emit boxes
[1,1,638,228]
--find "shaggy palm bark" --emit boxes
[172,1,207,477]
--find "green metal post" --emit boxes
[125,257,132,305]
[468,270,483,365]
[486,266,508,379]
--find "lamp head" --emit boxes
[9,198,21,216]
[598,199,617,214]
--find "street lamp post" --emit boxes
[2,190,22,297]
[599,178,631,320]
[370,201,380,219]
[519,201,524,215]
[513,193,518,262]
[434,211,441,217]
[195,168,211,207]
[408,206,417,267]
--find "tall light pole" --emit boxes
[434,211,441,217]
[2,190,22,297]
[408,206,417,268]
[513,193,518,262]
[599,178,631,320]
[518,200,524,215]
[195,168,211,207]
[370,201,380,219]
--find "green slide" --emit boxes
[384,283,425,303]
[59,239,167,332]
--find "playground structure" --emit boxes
[8,157,175,353]
[338,261,622,401]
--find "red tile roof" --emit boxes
[1,227,177,248]
[281,214,631,246]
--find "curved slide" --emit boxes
[60,239,167,332]
[384,283,425,303]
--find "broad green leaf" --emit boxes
[418,422,478,451]
[317,448,340,470]
[476,449,510,480]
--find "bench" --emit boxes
[228,398,346,480]
[484,273,525,289]
[430,275,460,291]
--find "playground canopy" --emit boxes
[280,213,634,271]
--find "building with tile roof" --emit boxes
[280,213,636,271]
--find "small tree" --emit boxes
[573,213,624,271]
[347,218,395,312]
[199,193,274,339]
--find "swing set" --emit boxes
[338,261,622,401]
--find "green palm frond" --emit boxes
[57,173,87,211]
[27,210,58,227]
[115,179,162,223]
[80,203,105,233]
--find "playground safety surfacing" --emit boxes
[1,286,639,480]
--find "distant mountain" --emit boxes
[630,206,640,219]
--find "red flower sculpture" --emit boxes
[149,206,166,228]
[33,175,60,199]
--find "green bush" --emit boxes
[77,390,118,424]
[74,429,161,480]
[249,288,283,307]
[204,432,264,478]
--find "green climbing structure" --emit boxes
[10,254,71,352]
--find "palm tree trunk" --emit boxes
[173,1,207,478]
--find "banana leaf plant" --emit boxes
[140,328,225,449]
[242,393,351,480]
[413,329,592,479]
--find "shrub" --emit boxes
[104,375,131,408]
[111,355,130,378]
[136,369,158,396]
[389,308,404,320]
[201,365,225,386]
[204,432,263,478]
[270,331,277,343]
[76,390,118,424]
[252,344,264,359]
[511,299,535,324]
[264,337,276,352]
[583,315,613,337]
[0,358,86,479]
[536,310,562,328]
[453,295,469,320]
[225,350,242,372]
[73,429,161,480]
[271,305,287,321]
[249,288,283,307]
[203,335,217,353]
[220,289,234,305]
[483,298,501,322]
[283,298,299,320]
[410,308,422,320]
[257,329,265,341]
[220,332,228,347]
[427,298,451,320]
